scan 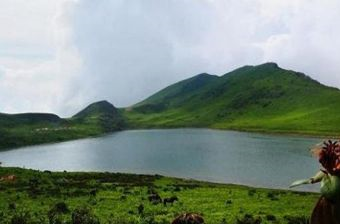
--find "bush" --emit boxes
[71,206,100,224]
[236,214,262,224]
[266,214,276,221]
[266,192,279,201]
[11,211,31,224]
[53,202,70,214]
[8,202,16,210]
[248,189,256,197]
[48,213,63,224]
[47,201,70,224]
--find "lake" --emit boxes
[0,129,322,191]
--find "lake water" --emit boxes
[0,129,322,191]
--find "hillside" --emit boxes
[125,62,340,136]
[133,73,219,113]
[0,101,124,150]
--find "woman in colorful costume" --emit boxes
[290,140,340,224]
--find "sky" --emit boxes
[0,0,340,117]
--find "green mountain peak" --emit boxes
[125,62,340,135]
[73,100,117,119]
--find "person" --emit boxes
[290,140,340,224]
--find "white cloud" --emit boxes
[0,0,82,116]
[258,0,340,87]
[1,0,340,115]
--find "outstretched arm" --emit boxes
[289,171,326,188]
[310,170,325,183]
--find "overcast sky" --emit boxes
[1,0,340,117]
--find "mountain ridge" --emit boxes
[124,62,340,135]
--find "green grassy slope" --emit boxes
[0,101,125,150]
[0,167,317,224]
[124,63,340,136]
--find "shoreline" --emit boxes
[1,126,336,151]
[0,166,319,194]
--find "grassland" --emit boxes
[0,167,318,224]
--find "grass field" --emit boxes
[0,167,318,224]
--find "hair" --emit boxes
[312,140,340,176]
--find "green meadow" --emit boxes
[0,167,318,224]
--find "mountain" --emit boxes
[0,101,124,150]
[72,100,125,132]
[0,112,61,126]
[125,62,340,135]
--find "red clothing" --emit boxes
[311,197,340,224]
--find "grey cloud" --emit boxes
[70,0,220,107]
[73,0,340,109]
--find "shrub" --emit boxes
[266,192,279,201]
[71,206,100,224]
[48,202,69,224]
[225,199,233,205]
[11,211,31,224]
[266,214,276,221]
[248,189,256,197]
[53,202,70,214]
[220,218,227,224]
[236,214,262,224]
[48,213,63,224]
[8,202,16,210]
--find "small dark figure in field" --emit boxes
[290,140,340,224]
[225,199,232,205]
[148,193,162,204]
[172,213,204,224]
[147,187,157,194]
[52,201,69,214]
[163,196,179,206]
[266,214,276,221]
[8,202,16,210]
[71,206,99,224]
[89,189,97,197]
[138,204,144,215]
